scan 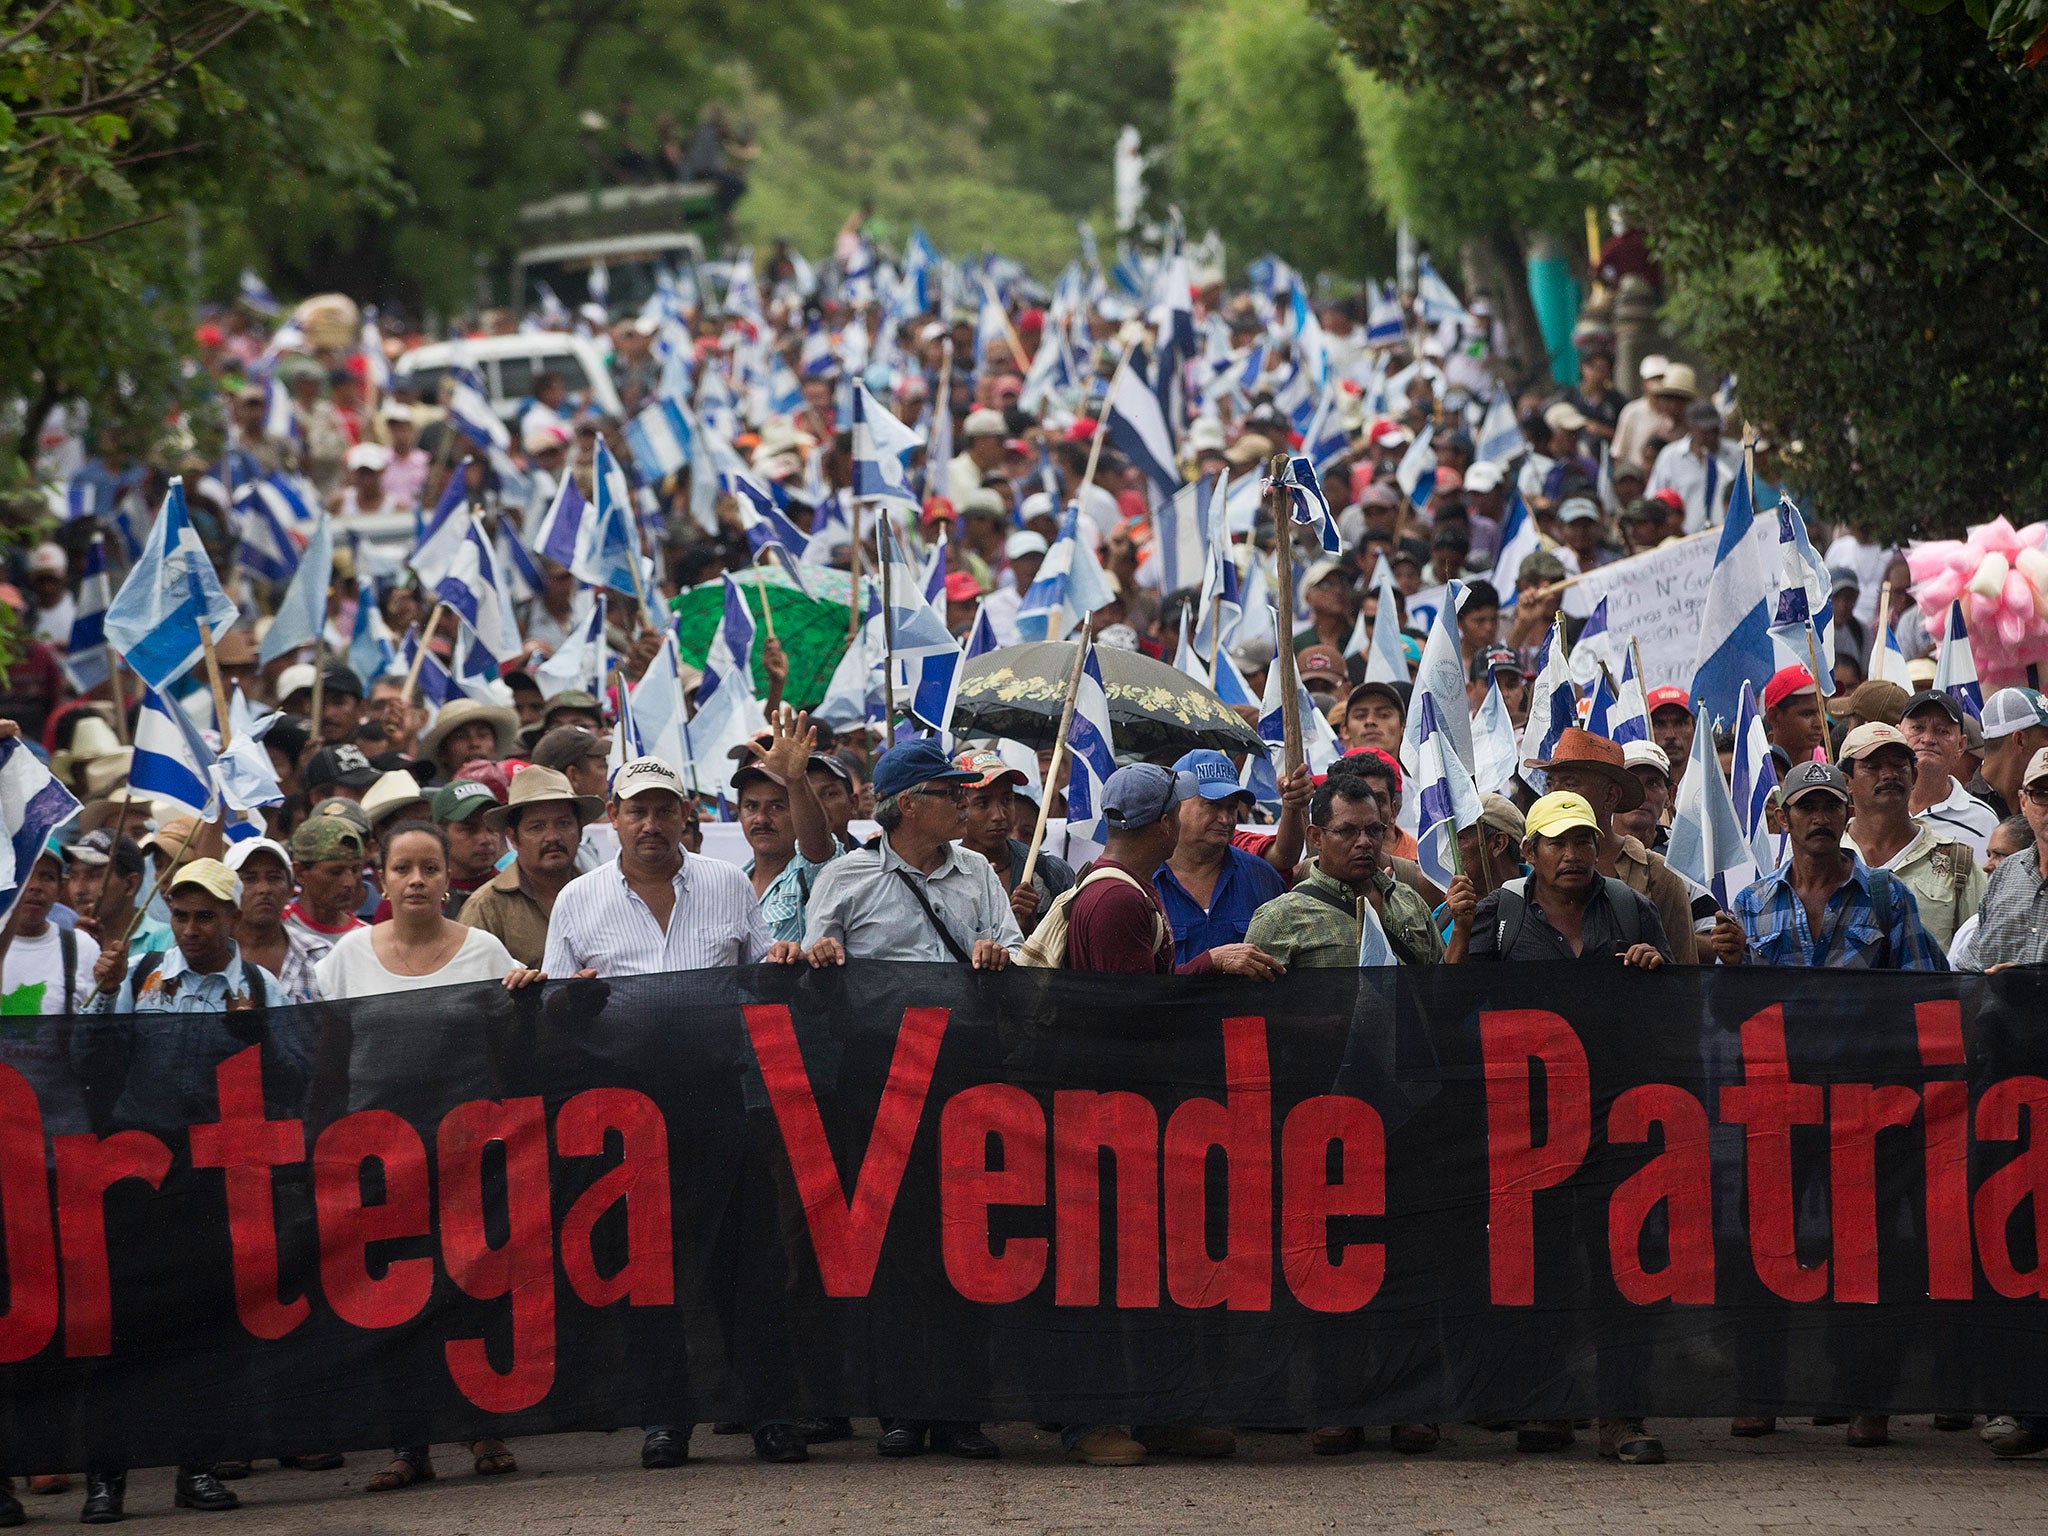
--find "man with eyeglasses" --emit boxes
[1965,747,2048,973]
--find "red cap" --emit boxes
[920,495,957,524]
[942,570,984,603]
[1328,744,1403,792]
[1762,665,1818,711]
[193,323,225,348]
[1644,685,1691,714]
[1064,418,1099,444]
[1648,487,1685,512]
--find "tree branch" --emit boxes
[0,0,66,55]
[13,7,255,121]
[10,207,176,253]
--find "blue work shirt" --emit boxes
[1154,846,1284,968]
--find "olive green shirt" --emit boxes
[1243,860,1448,969]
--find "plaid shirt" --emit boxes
[1733,857,1948,971]
[1244,861,1446,969]
[1966,852,2048,971]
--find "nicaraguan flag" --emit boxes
[130,686,222,818]
[1687,459,1775,727]
[1868,618,1913,690]
[1472,677,1521,795]
[1519,618,1579,785]
[530,470,588,571]
[1275,455,1341,553]
[1153,476,1210,598]
[625,396,696,482]
[631,629,692,774]
[346,575,395,690]
[1667,688,1757,910]
[258,510,334,666]
[535,592,606,699]
[1489,489,1541,609]
[1415,254,1469,325]
[399,623,456,712]
[1731,679,1782,874]
[1192,474,1241,657]
[687,577,768,771]
[1061,639,1119,868]
[851,382,924,508]
[62,534,112,693]
[1015,502,1116,642]
[231,475,309,584]
[1610,647,1650,745]
[0,737,82,928]
[1932,599,1982,721]
[1766,494,1835,692]
[1400,581,1474,781]
[238,268,282,317]
[1365,280,1404,346]
[1396,422,1437,509]
[1476,387,1522,465]
[104,478,241,693]
[1413,692,1484,889]
[433,512,521,664]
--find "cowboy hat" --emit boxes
[418,697,519,764]
[1525,727,1645,812]
[482,764,604,832]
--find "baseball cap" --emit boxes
[1780,759,1851,804]
[1298,647,1348,689]
[1543,401,1588,433]
[1638,354,1670,381]
[872,739,978,800]
[1761,665,1818,711]
[1902,688,1965,727]
[1462,461,1504,495]
[610,755,689,802]
[942,570,984,604]
[1476,792,1526,841]
[1845,680,1908,725]
[223,837,292,876]
[1174,749,1254,805]
[1644,685,1691,716]
[1517,550,1567,587]
[27,542,65,577]
[305,743,380,792]
[2026,747,2048,789]
[432,779,501,824]
[1345,680,1409,717]
[1005,531,1049,561]
[66,829,145,877]
[1101,763,1199,830]
[963,408,1006,437]
[532,725,610,771]
[1523,791,1601,840]
[1558,496,1601,523]
[1622,741,1672,779]
[1839,722,1914,762]
[1471,644,1522,683]
[291,814,366,864]
[168,857,241,904]
[308,797,373,836]
[951,748,1027,791]
[1981,687,2048,741]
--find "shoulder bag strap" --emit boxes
[891,869,973,965]
[59,926,77,1015]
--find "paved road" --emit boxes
[20,1418,2045,1534]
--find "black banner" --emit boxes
[4,960,2048,1472]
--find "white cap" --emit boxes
[963,407,1006,437]
[1639,353,1670,381]
[1559,496,1602,523]
[609,754,690,802]
[1017,491,1057,523]
[1005,531,1048,560]
[28,541,65,577]
[1462,460,1504,494]
[1622,741,1672,778]
[345,441,392,473]
[1186,416,1226,454]
[224,837,292,876]
[522,419,571,454]
[276,662,316,702]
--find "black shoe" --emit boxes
[79,1473,124,1525]
[802,1417,854,1444]
[877,1423,927,1457]
[1933,1415,1975,1432]
[1516,1421,1575,1453]
[0,1479,21,1529]
[641,1429,689,1469]
[711,1422,748,1434]
[278,1453,345,1471]
[174,1468,239,1512]
[930,1423,1000,1459]
[753,1424,809,1463]
[210,1462,250,1481]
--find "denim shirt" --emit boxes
[1154,846,1285,968]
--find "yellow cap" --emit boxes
[1524,791,1601,841]
[167,856,242,905]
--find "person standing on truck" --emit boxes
[680,101,756,221]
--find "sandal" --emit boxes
[470,1440,517,1477]
[366,1450,434,1492]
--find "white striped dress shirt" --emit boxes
[542,851,771,977]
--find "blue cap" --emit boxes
[1173,749,1254,805]
[872,738,979,801]
[1101,763,1200,830]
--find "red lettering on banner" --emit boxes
[311,1110,433,1330]
[742,1004,947,1298]
[1828,1084,1920,1303]
[51,1131,169,1357]
[1163,1016,1273,1311]
[1052,1091,1159,1308]
[940,1085,1047,1303]
[555,1089,674,1308]
[1606,1084,1715,1304]
[0,1065,58,1362]
[1974,1076,2048,1298]
[1718,1005,1827,1302]
[1278,1096,1384,1312]
[1915,1002,1973,1300]
[438,1098,556,1412]
[1481,1010,1590,1306]
[187,1046,308,1340]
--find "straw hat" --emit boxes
[481,765,604,832]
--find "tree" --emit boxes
[1318,0,2048,542]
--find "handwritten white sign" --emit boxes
[1561,531,1720,690]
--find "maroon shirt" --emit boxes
[1063,856,1214,975]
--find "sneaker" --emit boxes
[1598,1418,1665,1465]
[1134,1424,1236,1458]
[1987,1421,2048,1458]
[1067,1428,1146,1466]
[1984,1415,2021,1444]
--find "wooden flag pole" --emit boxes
[107,654,131,746]
[751,557,779,645]
[1020,622,1092,890]
[307,635,325,747]
[880,509,897,736]
[1073,336,1139,513]
[1873,583,1892,679]
[401,602,448,708]
[92,810,208,997]
[200,623,234,752]
[1268,452,1304,776]
[847,498,865,643]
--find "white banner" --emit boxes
[1561,531,1720,691]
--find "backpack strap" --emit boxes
[1866,868,1895,969]
[59,926,77,1015]
[128,949,166,1003]
[1077,866,1168,955]
[1495,878,1529,955]
[1300,878,1431,967]
[1601,877,1643,948]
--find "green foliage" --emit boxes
[1317,0,2048,543]
[1170,0,1388,279]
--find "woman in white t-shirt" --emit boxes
[313,820,542,1493]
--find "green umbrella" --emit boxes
[669,567,854,711]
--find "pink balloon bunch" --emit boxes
[1905,517,2048,690]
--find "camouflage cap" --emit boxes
[290,814,367,865]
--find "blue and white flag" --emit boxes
[851,383,924,507]
[1731,680,1781,874]
[587,438,654,616]
[432,512,521,664]
[919,529,947,607]
[130,686,222,818]
[1400,580,1474,782]
[1868,618,1913,690]
[1255,642,1342,799]
[1472,676,1521,795]
[1414,692,1484,889]
[238,269,282,317]
[1666,691,1755,910]
[624,396,697,483]
[1396,422,1437,509]
[1582,666,1617,740]
[729,470,811,564]
[1475,387,1522,465]
[105,478,241,693]
[1104,359,1181,498]
[62,534,113,693]
[881,519,965,731]
[1933,599,1983,721]
[1520,617,1579,784]
[1266,455,1340,555]
[535,592,606,699]
[529,470,589,571]
[346,575,395,690]
[1688,462,1776,726]
[1365,281,1405,346]
[214,687,285,816]
[1361,579,1408,687]
[922,349,956,502]
[1015,502,1116,642]
[1061,639,1118,869]
[688,576,769,770]
[258,510,333,667]
[1488,489,1541,609]
[1766,494,1834,693]
[0,737,81,927]
[230,474,310,585]
[1415,255,1469,326]
[1569,596,1617,691]
[1610,647,1650,745]
[399,623,456,713]
[1153,476,1210,598]
[1192,474,1242,657]
[630,629,692,775]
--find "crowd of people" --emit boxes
[4,213,2047,1523]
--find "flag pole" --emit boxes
[1267,452,1303,776]
[847,498,865,643]
[1074,336,1138,513]
[1020,621,1091,889]
[750,556,779,645]
[1873,583,1892,679]
[200,624,234,751]
[106,654,130,746]
[401,602,448,708]
[307,635,325,749]
[92,810,209,998]
[880,509,897,737]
